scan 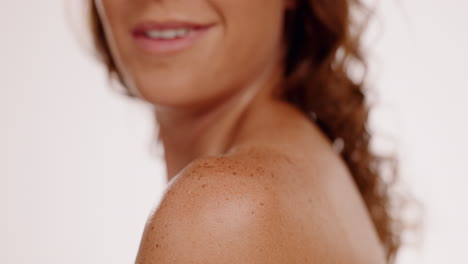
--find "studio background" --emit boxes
[1,0,467,263]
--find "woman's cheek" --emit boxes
[220,1,285,75]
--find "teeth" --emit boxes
[145,28,191,39]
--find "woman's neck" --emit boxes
[155,65,284,182]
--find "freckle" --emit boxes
[155,244,159,248]
[250,174,254,177]
[270,173,275,178]
[225,197,229,201]
[260,202,264,206]
[264,186,269,191]
[150,226,154,230]
[233,172,237,175]
[251,210,255,214]
[203,162,208,165]
[202,184,207,188]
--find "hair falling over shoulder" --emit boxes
[88,0,418,262]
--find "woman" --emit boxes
[90,0,405,263]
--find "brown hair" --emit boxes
[89,0,409,262]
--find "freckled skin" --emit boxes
[135,135,386,263]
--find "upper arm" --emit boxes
[135,157,295,264]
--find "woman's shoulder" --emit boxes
[163,144,304,207]
[135,144,380,263]
[135,147,295,262]
[161,144,318,217]
[156,144,296,233]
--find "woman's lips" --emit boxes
[131,21,215,55]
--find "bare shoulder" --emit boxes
[135,145,384,263]
[135,148,293,263]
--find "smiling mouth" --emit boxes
[131,21,215,55]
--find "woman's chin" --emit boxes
[136,87,204,108]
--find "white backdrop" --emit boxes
[1,0,467,263]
